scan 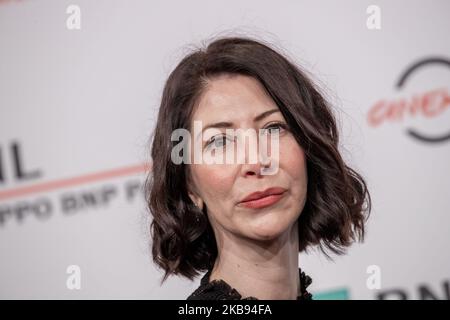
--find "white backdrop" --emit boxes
[0,0,449,299]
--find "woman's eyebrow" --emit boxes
[197,108,280,139]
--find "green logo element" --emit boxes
[312,288,350,300]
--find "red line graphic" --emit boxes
[0,162,152,201]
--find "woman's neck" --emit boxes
[209,222,300,300]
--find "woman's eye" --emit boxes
[261,123,287,135]
[206,135,233,149]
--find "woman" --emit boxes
[145,36,371,300]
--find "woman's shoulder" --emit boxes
[186,268,313,300]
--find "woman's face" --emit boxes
[187,74,308,242]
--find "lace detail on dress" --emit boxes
[187,268,313,300]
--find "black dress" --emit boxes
[187,268,313,300]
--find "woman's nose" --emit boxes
[242,160,270,177]
[238,134,274,177]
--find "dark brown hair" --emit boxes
[144,36,371,281]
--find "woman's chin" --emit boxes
[232,211,298,242]
[247,224,289,242]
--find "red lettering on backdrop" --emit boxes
[367,88,449,127]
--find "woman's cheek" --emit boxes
[282,137,307,182]
[195,163,236,198]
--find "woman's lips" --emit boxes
[238,191,286,209]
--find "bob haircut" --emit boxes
[145,36,371,281]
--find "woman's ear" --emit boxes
[186,168,204,210]
[188,191,204,211]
